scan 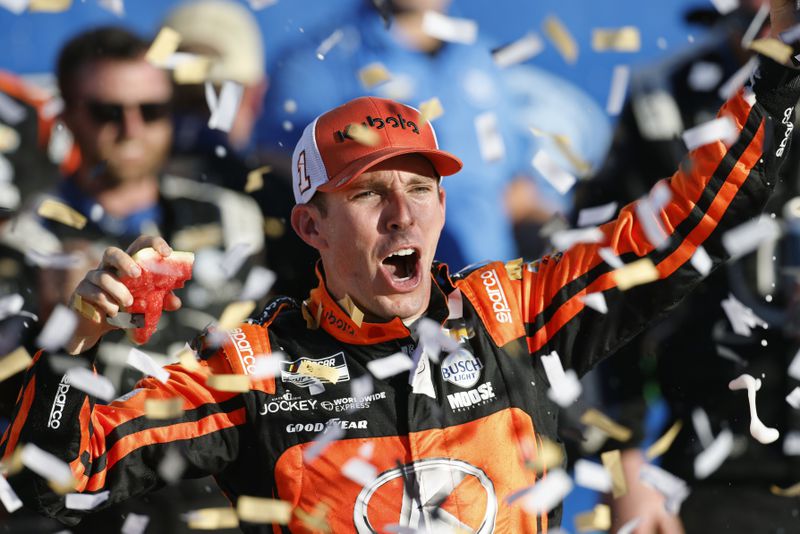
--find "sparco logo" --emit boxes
[776,106,795,158]
[286,418,368,433]
[48,374,71,429]
[481,270,512,323]
[441,349,483,388]
[281,352,350,388]
[229,328,256,375]
[447,382,496,411]
[260,391,318,415]
[320,391,387,412]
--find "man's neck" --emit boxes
[392,11,443,54]
[74,169,160,218]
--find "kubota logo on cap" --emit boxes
[334,114,420,142]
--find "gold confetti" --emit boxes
[144,397,184,419]
[544,15,578,64]
[613,258,659,291]
[37,198,87,230]
[173,55,212,84]
[70,294,102,323]
[0,347,32,383]
[646,420,683,460]
[358,63,391,89]
[525,437,564,473]
[245,166,271,193]
[237,496,292,524]
[771,481,800,497]
[177,347,201,372]
[186,507,239,529]
[749,37,794,65]
[28,0,72,11]
[575,504,611,532]
[591,27,641,52]
[338,294,364,327]
[218,300,256,330]
[48,477,78,495]
[504,258,524,281]
[419,97,444,124]
[206,374,250,393]
[297,360,340,384]
[172,224,224,251]
[146,27,182,66]
[294,503,331,533]
[600,449,628,498]
[0,447,24,476]
[263,217,286,239]
[301,300,322,330]
[580,408,632,442]
[552,134,592,176]
[0,124,20,153]
[346,123,379,147]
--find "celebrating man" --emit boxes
[3,3,800,532]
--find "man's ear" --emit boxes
[291,204,328,251]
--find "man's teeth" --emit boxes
[388,248,415,258]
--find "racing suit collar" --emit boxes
[304,261,450,345]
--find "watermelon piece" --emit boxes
[119,247,194,345]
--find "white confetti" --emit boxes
[474,111,506,162]
[315,29,344,60]
[248,0,277,9]
[786,387,800,409]
[694,428,733,479]
[350,374,373,403]
[65,490,110,510]
[742,3,770,47]
[688,61,724,91]
[599,247,624,269]
[303,426,345,463]
[250,352,286,379]
[421,11,478,44]
[639,463,690,515]
[21,443,73,488]
[635,181,672,249]
[416,318,459,362]
[25,249,85,269]
[121,513,151,534]
[220,242,254,279]
[127,348,170,384]
[691,246,713,276]
[682,116,738,150]
[606,65,630,116]
[721,293,768,337]
[722,215,781,259]
[788,348,800,381]
[550,227,604,251]
[0,0,27,15]
[719,57,758,100]
[239,266,276,301]
[0,92,26,125]
[507,468,573,515]
[341,457,377,487]
[574,459,612,492]
[532,150,576,195]
[492,33,544,68]
[367,353,414,379]
[710,0,739,15]
[157,447,186,484]
[206,80,243,133]
[618,517,642,534]
[447,289,464,320]
[0,293,24,321]
[577,202,617,227]
[0,475,22,514]
[65,367,116,402]
[783,431,800,455]
[541,351,581,407]
[729,373,780,444]
[36,304,78,352]
[98,0,124,16]
[580,293,607,314]
[691,407,715,449]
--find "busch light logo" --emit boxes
[441,348,484,388]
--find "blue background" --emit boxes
[1,0,711,109]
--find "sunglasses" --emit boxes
[85,100,172,125]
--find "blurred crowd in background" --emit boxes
[1,0,800,532]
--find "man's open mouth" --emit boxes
[381,247,420,283]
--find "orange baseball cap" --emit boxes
[291,96,463,204]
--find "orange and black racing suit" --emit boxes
[2,57,800,533]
